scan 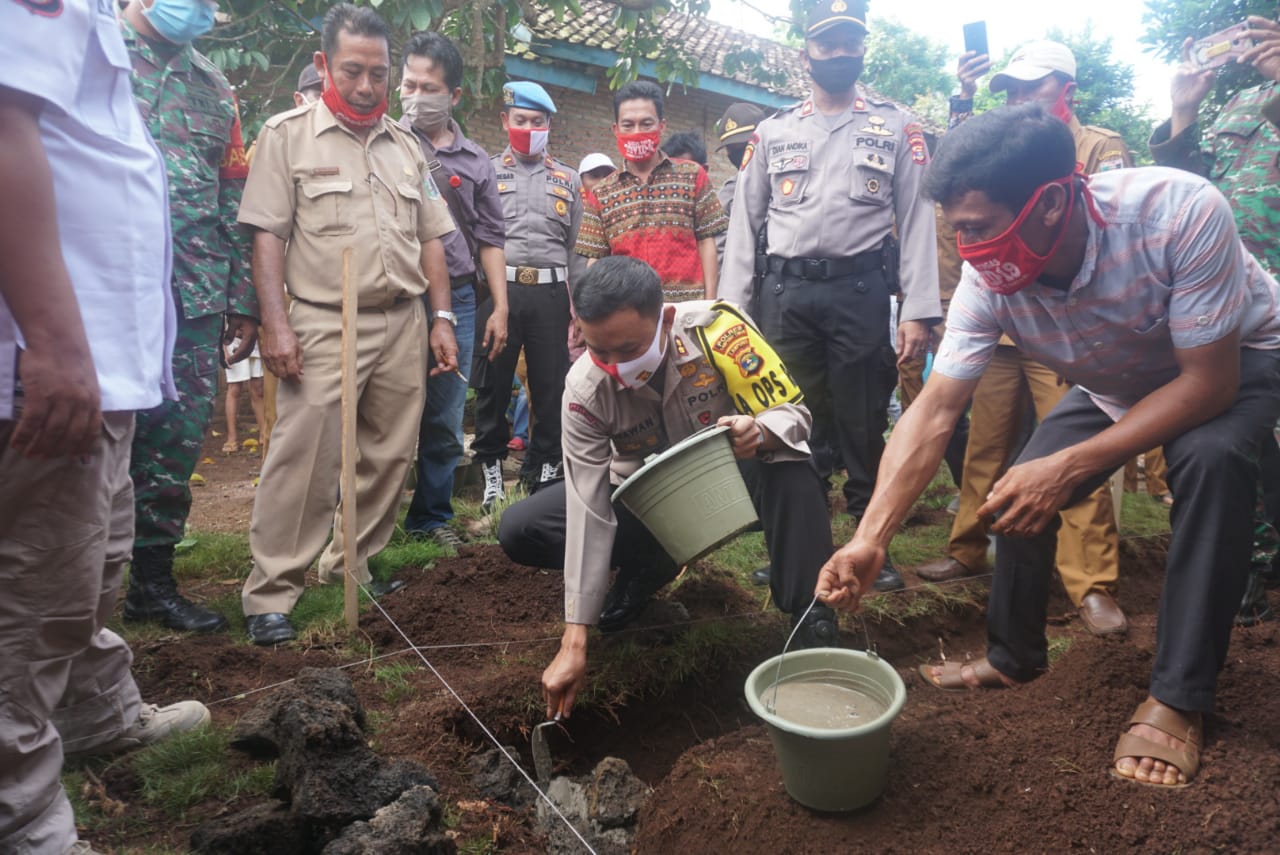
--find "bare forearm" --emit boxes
[250,231,289,328]
[479,245,507,311]
[699,237,720,298]
[0,96,90,355]
[420,238,451,314]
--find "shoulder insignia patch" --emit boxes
[905,122,927,165]
[218,112,250,180]
[568,401,605,431]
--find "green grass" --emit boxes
[172,531,252,582]
[372,660,420,704]
[1119,491,1173,538]
[368,536,448,578]
[1046,633,1075,664]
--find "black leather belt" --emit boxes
[768,250,884,280]
[450,275,475,290]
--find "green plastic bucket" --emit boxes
[744,648,907,812]
[611,425,759,566]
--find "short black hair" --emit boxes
[613,80,664,121]
[573,257,664,323]
[925,104,1076,211]
[321,3,390,61]
[664,131,707,168]
[402,30,463,91]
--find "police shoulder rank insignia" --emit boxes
[905,122,927,165]
[853,97,866,111]
[740,135,757,171]
[799,99,814,118]
[555,199,568,216]
[859,115,894,137]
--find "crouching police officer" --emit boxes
[720,0,940,592]
[498,257,836,718]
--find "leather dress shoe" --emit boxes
[873,557,906,593]
[750,565,771,587]
[246,613,295,646]
[1078,590,1128,636]
[598,565,679,633]
[367,579,406,599]
[916,557,979,583]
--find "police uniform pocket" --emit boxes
[547,184,574,225]
[851,148,895,206]
[298,179,357,236]
[396,182,422,236]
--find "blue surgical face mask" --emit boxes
[143,0,217,45]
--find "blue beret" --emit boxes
[503,81,556,115]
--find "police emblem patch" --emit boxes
[859,116,894,137]
[555,199,568,216]
[866,177,880,194]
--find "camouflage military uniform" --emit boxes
[1151,81,1280,611]
[123,21,256,549]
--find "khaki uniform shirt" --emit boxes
[1070,115,1131,175]
[720,90,941,323]
[492,148,583,268]
[238,100,454,308]
[561,300,811,624]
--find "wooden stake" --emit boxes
[340,247,359,632]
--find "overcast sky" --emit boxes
[709,0,1179,116]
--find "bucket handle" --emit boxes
[765,596,880,713]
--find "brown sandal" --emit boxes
[1110,699,1202,788]
[918,657,1012,692]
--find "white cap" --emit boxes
[990,40,1076,93]
[578,152,616,175]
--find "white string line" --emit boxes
[354,576,600,855]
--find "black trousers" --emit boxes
[986,349,1280,713]
[472,280,571,478]
[756,268,896,517]
[497,458,834,616]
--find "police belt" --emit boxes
[506,265,568,286]
[767,250,883,281]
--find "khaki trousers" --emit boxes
[949,346,1119,605]
[1,410,141,855]
[1124,447,1170,496]
[242,298,427,616]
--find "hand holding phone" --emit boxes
[959,22,991,98]
[1190,21,1254,70]
[963,21,989,59]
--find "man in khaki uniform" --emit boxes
[720,0,941,593]
[237,4,457,645]
[918,40,1132,638]
[499,257,835,717]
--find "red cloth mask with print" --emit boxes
[956,176,1077,296]
[319,57,387,130]
[615,130,660,163]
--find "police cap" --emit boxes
[806,0,867,38]
[297,63,323,93]
[715,102,766,149]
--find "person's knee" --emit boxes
[1169,428,1254,483]
[497,502,540,564]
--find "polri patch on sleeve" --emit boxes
[905,122,927,165]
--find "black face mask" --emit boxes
[806,54,863,94]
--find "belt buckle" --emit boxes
[803,258,825,279]
[517,266,538,286]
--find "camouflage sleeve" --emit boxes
[219,104,258,318]
[1148,118,1210,178]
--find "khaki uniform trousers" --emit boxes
[949,346,1119,605]
[242,297,427,616]
[1,410,142,855]
[1124,447,1170,496]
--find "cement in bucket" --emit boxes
[611,425,758,566]
[745,648,907,812]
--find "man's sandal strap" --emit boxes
[1127,700,1203,749]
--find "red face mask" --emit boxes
[956,177,1076,296]
[616,129,660,163]
[319,57,387,130]
[508,126,550,157]
[1049,86,1073,124]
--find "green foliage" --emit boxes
[129,726,274,817]
[373,660,420,703]
[1141,0,1275,125]
[864,17,953,125]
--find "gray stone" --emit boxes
[292,752,437,828]
[320,786,455,855]
[232,668,366,759]
[589,757,649,829]
[535,757,649,855]
[190,801,305,854]
[464,746,534,806]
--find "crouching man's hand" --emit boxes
[717,414,767,459]
[543,623,589,719]
[815,539,885,613]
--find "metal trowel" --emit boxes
[532,718,558,786]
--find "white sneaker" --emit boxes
[481,460,505,513]
[66,842,106,855]
[539,461,562,484]
[71,701,211,757]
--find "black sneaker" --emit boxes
[790,604,839,649]
[1237,567,1274,627]
[872,556,906,593]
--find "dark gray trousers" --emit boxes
[986,349,1280,713]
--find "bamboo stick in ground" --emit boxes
[340,247,359,632]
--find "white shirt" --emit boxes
[0,0,176,419]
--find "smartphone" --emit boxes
[1191,21,1255,70]
[963,20,989,58]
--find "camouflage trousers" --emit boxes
[130,312,223,549]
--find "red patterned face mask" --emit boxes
[615,130,660,163]
[957,177,1076,296]
[319,57,387,130]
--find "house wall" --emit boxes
[461,74,770,199]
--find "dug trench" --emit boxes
[82,518,1280,853]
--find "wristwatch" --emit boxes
[432,310,458,327]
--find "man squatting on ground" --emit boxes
[818,105,1280,789]
[236,4,457,646]
[2,1,213,851]
[499,256,836,717]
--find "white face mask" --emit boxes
[591,316,667,389]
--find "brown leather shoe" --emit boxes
[1079,590,1129,636]
[916,557,979,582]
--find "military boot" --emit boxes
[1236,567,1274,627]
[124,544,228,633]
[790,604,839,649]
